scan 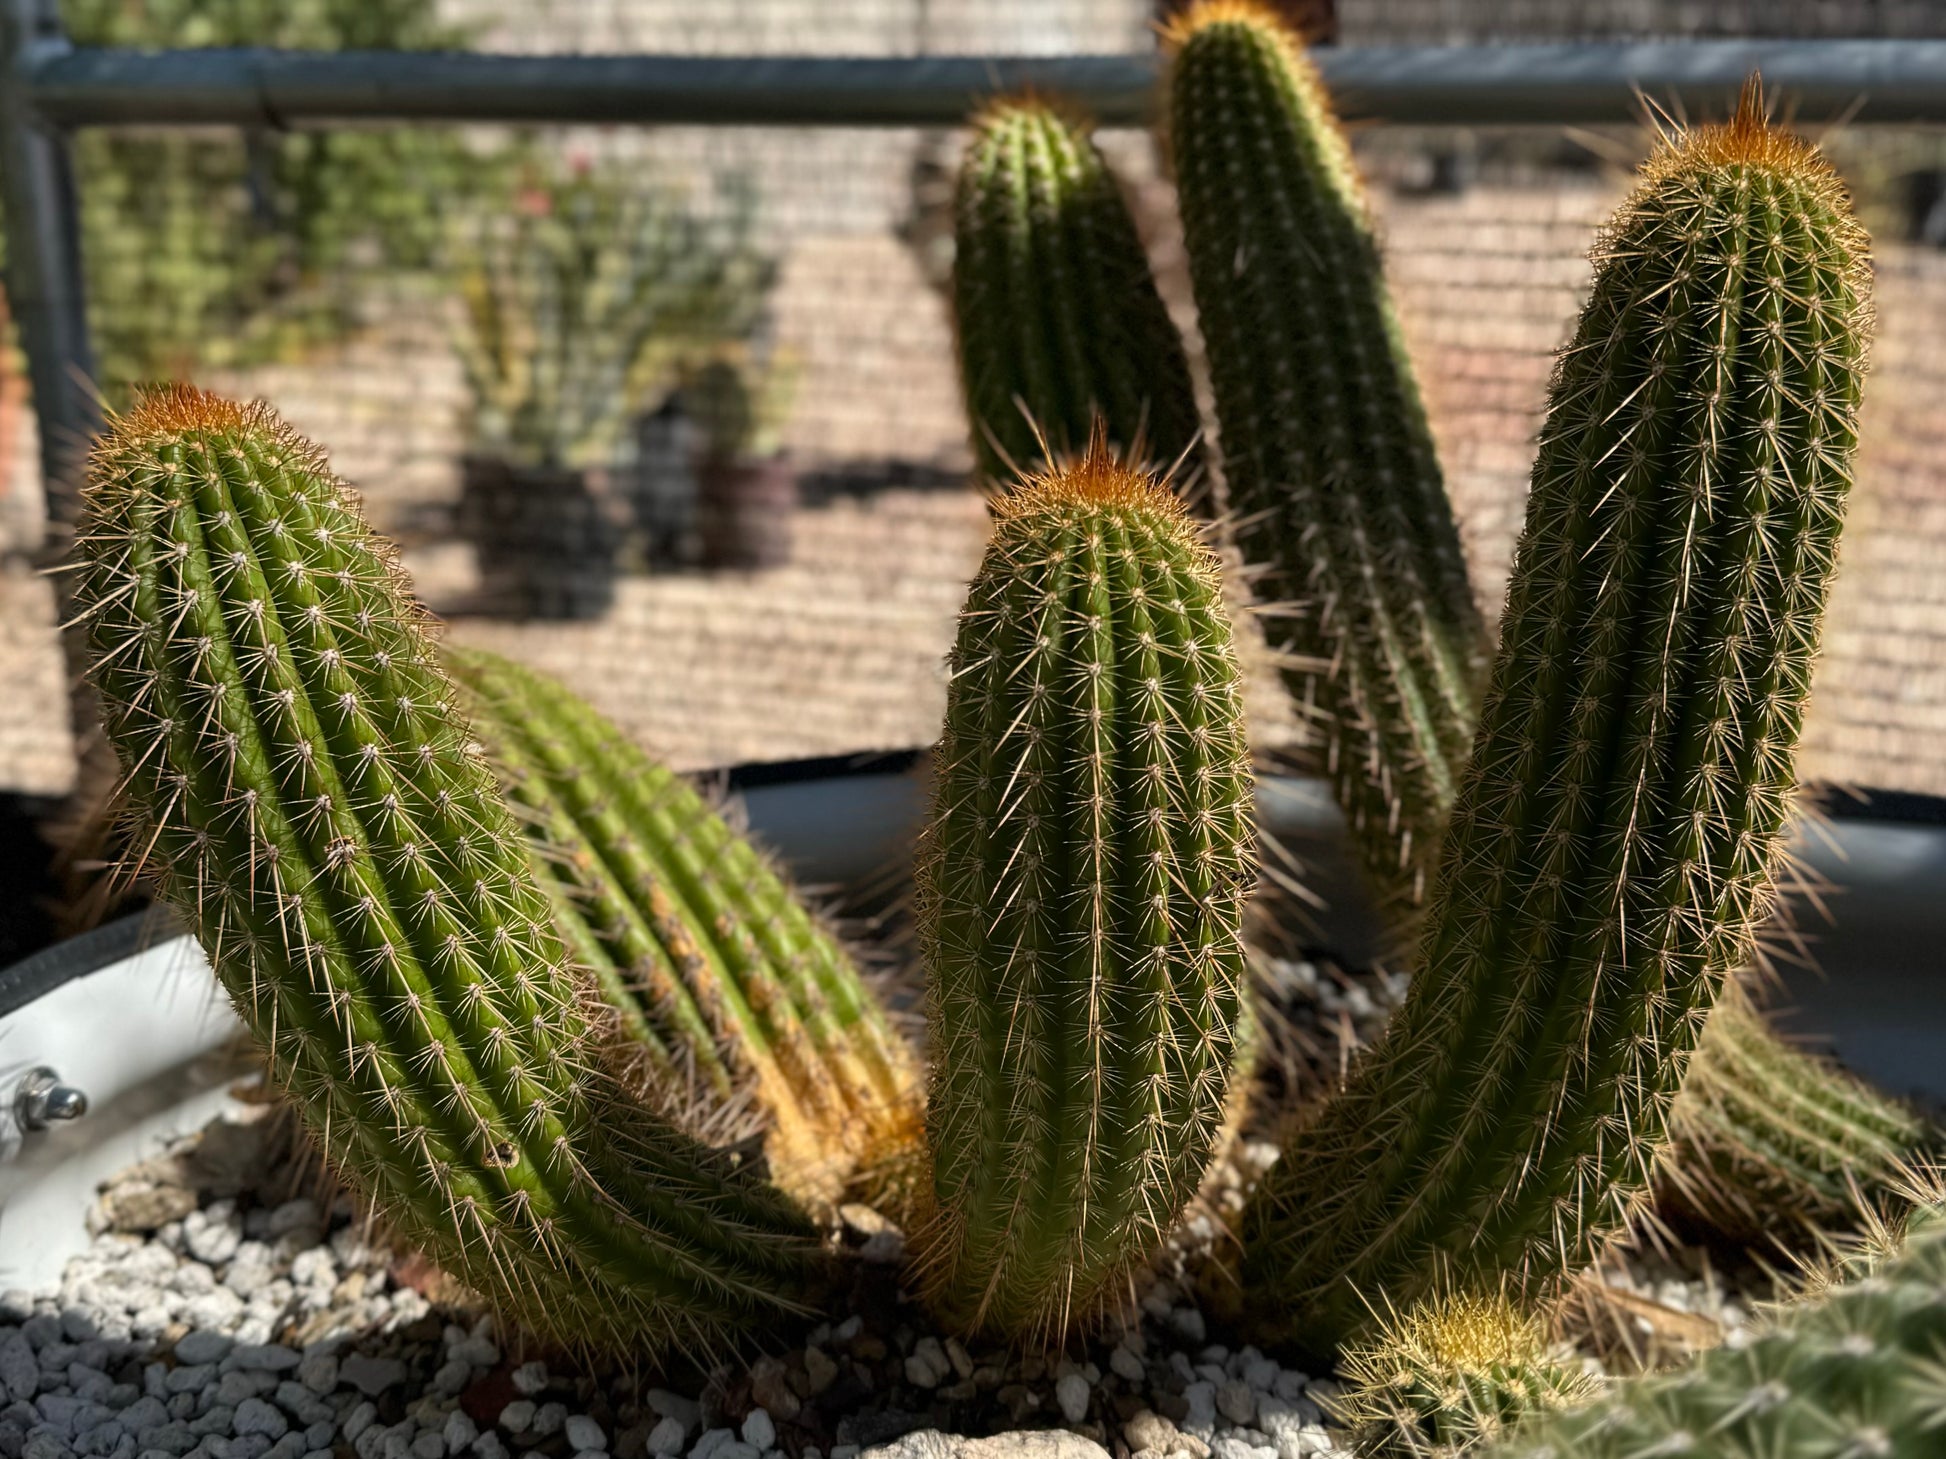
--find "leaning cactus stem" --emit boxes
[1165,0,1489,914]
[1241,84,1872,1355]
[918,429,1255,1341]
[450,647,926,1214]
[73,387,815,1356]
[953,96,1203,483]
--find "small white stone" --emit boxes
[497,1402,535,1436]
[509,1364,547,1397]
[532,1404,565,1438]
[1109,1347,1144,1384]
[1055,1372,1090,1424]
[646,1418,687,1456]
[471,1434,508,1459]
[738,1412,771,1452]
[444,1412,478,1454]
[565,1415,606,1453]
[691,1428,733,1459]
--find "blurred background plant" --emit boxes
[453,158,776,471]
[55,0,492,393]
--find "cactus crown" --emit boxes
[918,427,1253,1341]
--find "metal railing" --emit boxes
[10,0,1946,514]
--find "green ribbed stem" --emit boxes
[1241,99,1872,1354]
[953,98,1201,482]
[920,444,1254,1341]
[449,647,925,1211]
[1166,3,1488,911]
[1660,987,1939,1246]
[74,388,815,1356]
[1483,1206,1946,1459]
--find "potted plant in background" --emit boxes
[452,158,774,615]
[684,344,801,570]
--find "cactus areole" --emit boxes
[1242,88,1873,1354]
[72,387,815,1357]
[918,433,1254,1341]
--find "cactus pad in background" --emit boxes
[918,433,1254,1340]
[1242,89,1872,1354]
[1659,984,1939,1247]
[1334,1292,1600,1457]
[449,647,925,1212]
[1165,0,1489,913]
[72,387,815,1356]
[953,98,1202,482]
[1481,1204,1946,1459]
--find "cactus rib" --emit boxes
[1241,89,1872,1354]
[1660,984,1940,1246]
[449,647,926,1210]
[1165,0,1489,912]
[953,97,1202,481]
[73,387,815,1356]
[918,434,1254,1340]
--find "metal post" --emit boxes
[1,0,98,537]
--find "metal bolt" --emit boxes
[14,1067,88,1131]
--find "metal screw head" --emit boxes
[14,1066,88,1131]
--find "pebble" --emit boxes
[738,1412,772,1452]
[510,1364,548,1397]
[1053,1375,1089,1425]
[567,1415,608,1453]
[340,1357,407,1398]
[234,1399,289,1440]
[175,1333,232,1367]
[498,1403,535,1437]
[647,1418,687,1456]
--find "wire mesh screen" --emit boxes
[8,0,1946,809]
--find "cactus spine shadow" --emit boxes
[73,387,816,1357]
[1240,88,1873,1354]
[917,434,1254,1341]
[449,646,926,1214]
[1481,1203,1946,1459]
[1165,0,1489,915]
[953,97,1202,483]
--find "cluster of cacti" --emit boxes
[952,98,1203,482]
[448,646,925,1213]
[1659,983,1938,1245]
[916,432,1254,1340]
[72,388,816,1356]
[1480,1203,1946,1459]
[1164,1,1490,916]
[1240,78,1872,1354]
[1332,1292,1600,1457]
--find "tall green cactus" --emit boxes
[73,387,815,1356]
[953,97,1202,482]
[918,434,1254,1340]
[1165,0,1489,913]
[1241,90,1872,1354]
[1482,1204,1946,1459]
[448,647,925,1213]
[1660,985,1939,1246]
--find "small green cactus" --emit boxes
[1333,1291,1601,1457]
[952,97,1202,481]
[1659,986,1940,1247]
[1481,1204,1946,1459]
[73,387,815,1356]
[448,646,926,1213]
[1165,0,1489,913]
[917,433,1254,1340]
[1242,88,1872,1355]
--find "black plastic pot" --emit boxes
[456,455,626,618]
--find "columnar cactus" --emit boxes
[953,98,1202,482]
[1660,984,1938,1246]
[1165,0,1489,912]
[1333,1292,1600,1457]
[1481,1205,1946,1459]
[1241,88,1872,1354]
[918,433,1254,1340]
[73,387,815,1356]
[449,647,926,1212]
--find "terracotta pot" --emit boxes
[696,456,798,570]
[456,456,624,619]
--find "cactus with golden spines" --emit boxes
[72,387,815,1357]
[1241,87,1873,1354]
[917,433,1254,1341]
[449,646,926,1212]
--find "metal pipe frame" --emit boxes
[18,38,1946,131]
